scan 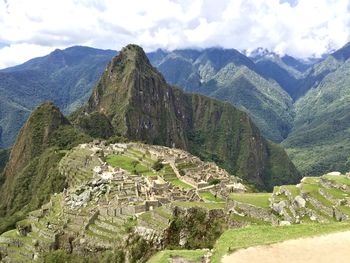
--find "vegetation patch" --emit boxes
[199,192,224,202]
[106,155,152,175]
[229,193,271,208]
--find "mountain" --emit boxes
[283,57,350,176]
[0,46,115,148]
[253,53,302,97]
[0,45,295,146]
[281,55,313,73]
[151,48,295,142]
[290,43,350,100]
[0,148,9,176]
[0,102,90,232]
[74,44,300,190]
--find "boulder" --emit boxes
[272,201,287,215]
[294,195,306,208]
[279,221,291,226]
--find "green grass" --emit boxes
[173,201,225,210]
[229,193,271,208]
[106,154,152,175]
[324,187,349,199]
[230,214,269,225]
[285,185,300,197]
[1,229,18,238]
[212,222,350,263]
[147,249,207,263]
[163,173,194,189]
[302,183,333,207]
[322,175,350,186]
[168,178,194,189]
[199,192,224,202]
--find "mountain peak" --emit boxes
[76,44,300,190]
[116,44,151,69]
[6,101,69,168]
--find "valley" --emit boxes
[0,43,350,262]
[2,42,350,177]
[2,2,350,262]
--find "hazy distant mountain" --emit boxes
[290,44,350,100]
[0,46,115,147]
[281,55,313,73]
[254,53,302,98]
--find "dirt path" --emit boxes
[221,230,350,263]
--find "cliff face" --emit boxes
[76,44,300,190]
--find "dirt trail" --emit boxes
[222,230,350,263]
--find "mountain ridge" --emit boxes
[74,44,300,190]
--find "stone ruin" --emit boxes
[62,141,246,218]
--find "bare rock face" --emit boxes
[75,44,300,190]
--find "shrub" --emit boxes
[208,179,221,185]
[152,159,164,171]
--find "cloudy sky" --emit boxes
[0,0,349,68]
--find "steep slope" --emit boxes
[281,55,313,73]
[0,46,115,147]
[200,64,294,142]
[75,44,300,190]
[1,46,296,146]
[292,42,350,100]
[152,48,294,142]
[254,54,302,97]
[0,148,10,176]
[157,54,201,92]
[0,102,91,232]
[284,58,350,175]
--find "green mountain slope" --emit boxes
[75,44,300,190]
[201,64,295,142]
[152,48,295,142]
[254,54,302,98]
[284,58,350,175]
[291,43,350,100]
[0,102,91,232]
[0,148,10,175]
[0,46,115,148]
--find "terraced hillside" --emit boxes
[0,141,244,262]
[1,141,350,262]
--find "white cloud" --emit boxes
[0,0,349,68]
[0,43,55,69]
